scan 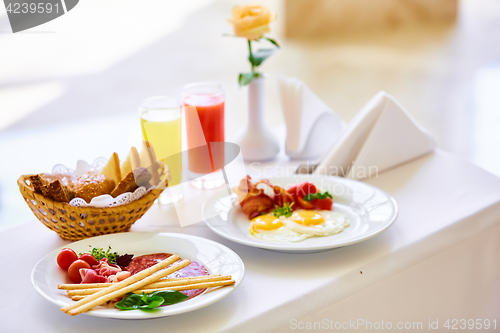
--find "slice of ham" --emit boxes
[108,271,131,283]
[78,258,131,284]
[92,258,121,270]
[80,269,109,284]
[92,258,122,277]
[95,266,121,277]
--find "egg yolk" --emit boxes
[251,215,284,231]
[291,211,325,225]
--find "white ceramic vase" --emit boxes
[234,75,280,161]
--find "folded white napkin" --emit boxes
[278,75,346,160]
[315,91,435,180]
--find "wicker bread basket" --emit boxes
[18,175,165,241]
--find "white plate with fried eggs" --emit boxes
[202,175,398,253]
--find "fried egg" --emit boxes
[249,214,310,242]
[284,210,349,236]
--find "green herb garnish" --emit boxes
[303,191,333,201]
[116,291,189,311]
[272,202,294,218]
[80,246,118,264]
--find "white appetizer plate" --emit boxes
[31,232,245,319]
[203,175,398,253]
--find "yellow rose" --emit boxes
[228,5,276,40]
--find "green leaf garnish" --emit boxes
[272,202,294,218]
[115,293,142,310]
[80,246,118,264]
[146,296,164,309]
[303,191,332,201]
[317,191,333,200]
[149,290,189,305]
[303,194,316,201]
[116,291,188,311]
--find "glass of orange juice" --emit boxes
[183,82,225,189]
[139,96,183,204]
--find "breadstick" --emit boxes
[60,254,179,313]
[66,259,190,316]
[144,275,228,289]
[70,279,235,301]
[136,279,235,294]
[59,283,108,290]
[66,275,230,296]
[58,274,224,290]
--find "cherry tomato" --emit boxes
[56,248,78,270]
[296,182,318,198]
[67,260,91,283]
[78,253,98,267]
[315,197,333,210]
[287,185,298,196]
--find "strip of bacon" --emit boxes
[234,176,275,219]
[273,185,295,208]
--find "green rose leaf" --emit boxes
[265,37,280,48]
[249,48,279,67]
[239,72,261,86]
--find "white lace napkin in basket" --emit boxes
[315,91,435,180]
[51,158,156,208]
[278,74,346,160]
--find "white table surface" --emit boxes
[1,148,500,332]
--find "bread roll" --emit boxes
[74,174,115,203]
